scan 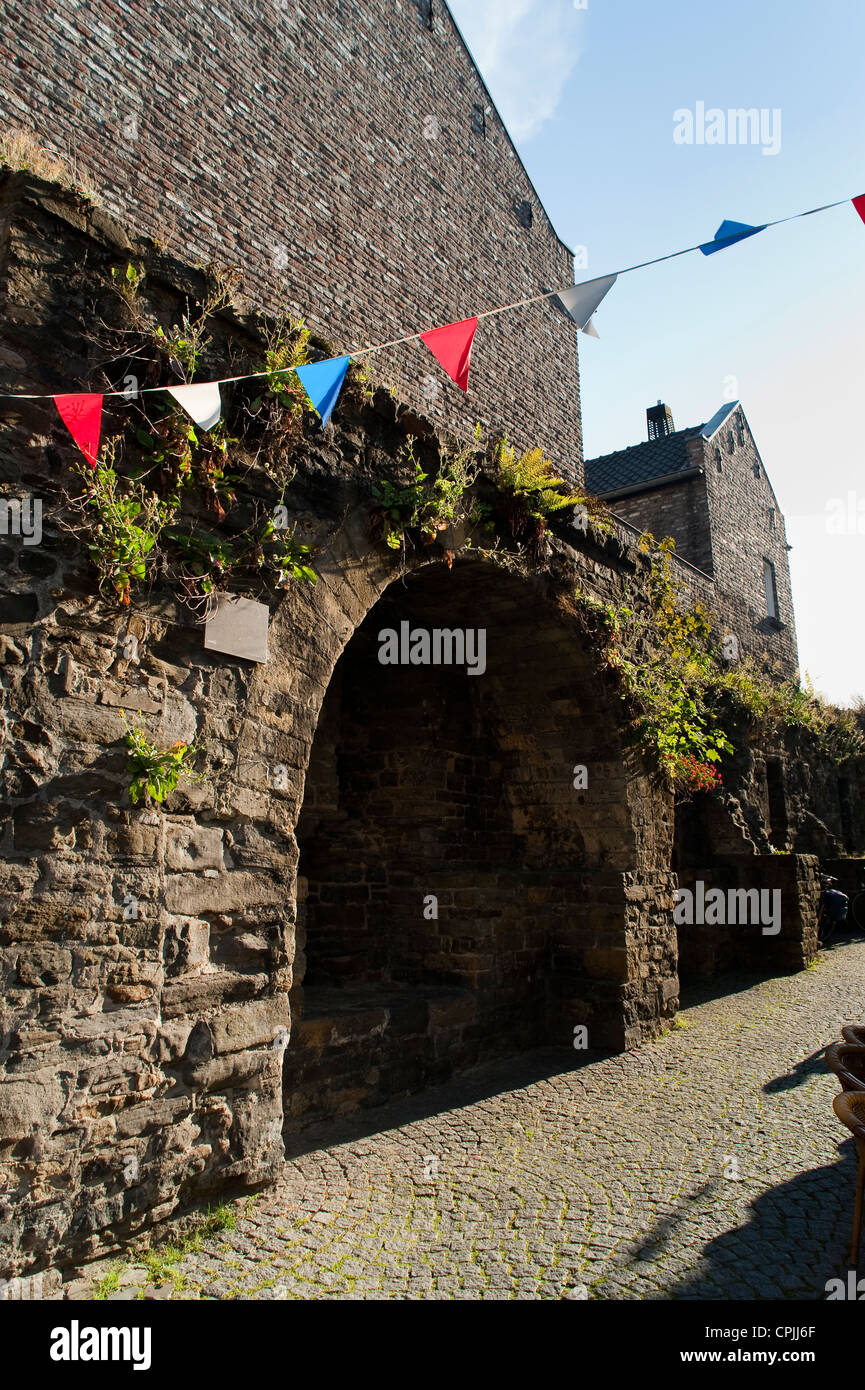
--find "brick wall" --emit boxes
[700,407,798,673]
[607,471,713,574]
[0,0,581,476]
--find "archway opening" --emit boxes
[284,558,648,1130]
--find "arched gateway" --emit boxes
[280,545,679,1129]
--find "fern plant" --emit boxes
[495,441,583,518]
[492,438,587,562]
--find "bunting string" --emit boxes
[0,192,862,466]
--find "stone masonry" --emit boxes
[586,403,798,675]
[0,175,860,1283]
[0,173,674,1276]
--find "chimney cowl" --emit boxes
[647,401,675,440]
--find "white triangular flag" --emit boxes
[168,381,222,430]
[555,273,618,330]
[581,316,600,338]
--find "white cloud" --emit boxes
[448,0,585,142]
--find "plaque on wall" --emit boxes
[204,593,270,663]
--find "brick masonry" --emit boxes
[0,0,582,477]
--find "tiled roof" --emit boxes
[584,401,742,497]
[584,425,705,495]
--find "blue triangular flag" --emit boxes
[699,219,767,256]
[295,355,351,426]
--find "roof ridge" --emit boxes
[585,421,704,465]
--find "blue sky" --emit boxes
[448,0,865,704]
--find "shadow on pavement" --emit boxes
[763,1047,828,1095]
[284,1044,601,1158]
[649,1142,860,1300]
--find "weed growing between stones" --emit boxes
[89,1200,255,1299]
[60,443,177,605]
[59,259,324,612]
[367,428,607,574]
[242,310,315,467]
[122,715,203,805]
[92,1266,123,1301]
[369,433,482,558]
[491,436,607,563]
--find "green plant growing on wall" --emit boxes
[122,715,202,805]
[164,511,317,601]
[255,515,317,586]
[163,526,238,598]
[135,406,239,517]
[67,448,176,606]
[575,534,734,791]
[715,662,865,764]
[151,265,241,381]
[370,460,429,550]
[255,314,312,406]
[111,261,145,304]
[575,531,865,793]
[492,438,607,561]
[242,314,314,468]
[369,437,480,555]
[495,440,582,516]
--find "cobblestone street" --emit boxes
[87,939,865,1301]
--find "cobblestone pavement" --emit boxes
[92,939,865,1300]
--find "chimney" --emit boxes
[647,400,675,441]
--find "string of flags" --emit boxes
[2,193,863,470]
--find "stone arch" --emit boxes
[277,542,677,1130]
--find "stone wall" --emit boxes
[0,0,581,476]
[0,175,856,1279]
[0,176,682,1275]
[599,408,798,677]
[701,407,798,674]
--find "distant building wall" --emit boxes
[0,0,582,475]
[700,406,798,673]
[605,470,713,574]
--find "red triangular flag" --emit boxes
[853,194,865,226]
[420,317,478,393]
[54,393,103,468]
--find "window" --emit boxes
[715,446,723,471]
[752,462,761,479]
[513,198,533,229]
[768,507,776,529]
[763,559,779,619]
[727,429,734,453]
[737,424,745,446]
